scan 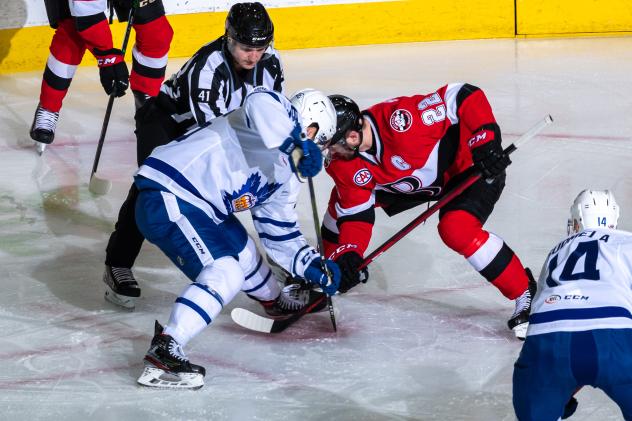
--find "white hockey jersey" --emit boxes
[135,89,319,278]
[527,228,632,336]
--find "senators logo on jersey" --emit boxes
[389,109,413,132]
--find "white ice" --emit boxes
[1,37,632,420]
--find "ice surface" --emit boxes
[1,37,632,420]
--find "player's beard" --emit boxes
[329,131,363,161]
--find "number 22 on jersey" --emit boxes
[417,92,446,126]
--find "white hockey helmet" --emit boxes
[290,88,337,147]
[567,189,620,235]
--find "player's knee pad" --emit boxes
[195,256,244,304]
[438,210,488,257]
[238,237,280,302]
[236,236,261,274]
[166,256,243,345]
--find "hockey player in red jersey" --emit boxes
[320,84,534,338]
[30,0,173,147]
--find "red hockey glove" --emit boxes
[93,48,129,97]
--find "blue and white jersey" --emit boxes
[135,88,319,278]
[527,228,632,336]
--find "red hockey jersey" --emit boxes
[324,83,499,257]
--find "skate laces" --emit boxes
[167,338,188,362]
[110,267,136,283]
[277,284,307,311]
[511,288,532,319]
[34,106,59,132]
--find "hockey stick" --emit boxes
[307,176,337,332]
[231,293,327,333]
[358,114,554,271]
[88,6,136,195]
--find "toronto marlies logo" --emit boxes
[353,169,372,186]
[389,109,413,132]
[223,173,281,212]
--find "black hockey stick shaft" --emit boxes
[90,6,136,176]
[307,176,337,332]
[358,115,553,271]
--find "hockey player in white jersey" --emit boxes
[134,87,341,389]
[513,190,632,420]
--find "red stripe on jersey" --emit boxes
[457,88,496,133]
[337,221,373,257]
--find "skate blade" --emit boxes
[512,322,528,340]
[35,142,46,155]
[104,290,136,310]
[137,366,204,390]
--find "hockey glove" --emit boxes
[280,135,323,179]
[335,251,369,293]
[471,140,511,179]
[93,48,129,97]
[303,257,341,296]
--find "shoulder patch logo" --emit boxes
[353,169,373,186]
[389,109,413,132]
[391,155,411,170]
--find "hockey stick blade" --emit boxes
[89,173,112,195]
[231,308,306,333]
[231,294,327,334]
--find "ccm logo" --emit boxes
[191,237,206,255]
[467,132,487,147]
[97,57,117,66]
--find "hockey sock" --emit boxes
[40,19,86,112]
[130,16,173,96]
[438,210,528,299]
[164,257,243,346]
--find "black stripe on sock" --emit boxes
[480,242,514,282]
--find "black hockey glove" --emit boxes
[335,251,369,293]
[93,48,129,97]
[471,140,511,179]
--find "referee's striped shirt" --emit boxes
[160,36,285,131]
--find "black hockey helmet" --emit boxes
[225,2,274,47]
[328,94,363,146]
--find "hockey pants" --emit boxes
[513,329,632,420]
[135,188,281,346]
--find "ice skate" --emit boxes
[30,104,59,154]
[508,268,537,340]
[259,282,327,318]
[137,321,206,390]
[102,265,140,309]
